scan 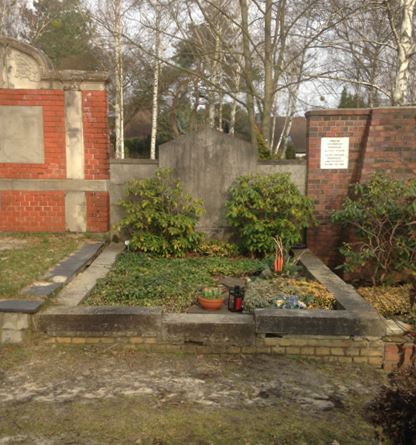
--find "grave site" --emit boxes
[0,36,415,445]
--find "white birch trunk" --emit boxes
[114,0,125,159]
[229,57,241,136]
[208,100,215,127]
[218,93,224,132]
[278,115,294,159]
[393,0,416,105]
[150,2,161,160]
[229,101,237,135]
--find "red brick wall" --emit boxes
[0,191,65,232]
[0,90,66,179]
[306,107,416,267]
[83,90,109,180]
[86,192,110,232]
[0,88,110,233]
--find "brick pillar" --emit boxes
[305,106,416,267]
[305,109,370,266]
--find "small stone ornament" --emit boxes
[274,294,307,309]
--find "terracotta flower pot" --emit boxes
[197,296,224,310]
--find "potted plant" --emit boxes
[198,286,225,310]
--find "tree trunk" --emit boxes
[261,0,273,149]
[393,0,416,105]
[229,63,241,135]
[150,2,161,160]
[114,0,125,159]
[239,0,257,147]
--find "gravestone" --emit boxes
[159,128,257,236]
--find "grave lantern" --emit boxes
[228,285,245,312]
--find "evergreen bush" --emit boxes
[117,169,204,256]
[225,173,315,256]
[332,173,416,284]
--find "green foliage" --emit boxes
[255,128,272,160]
[368,367,416,445]
[226,173,316,256]
[285,143,296,159]
[201,286,224,299]
[332,173,416,284]
[197,238,239,257]
[263,252,304,278]
[338,86,367,108]
[24,0,100,70]
[124,135,170,159]
[87,253,264,312]
[117,169,204,257]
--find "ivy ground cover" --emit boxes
[85,252,335,313]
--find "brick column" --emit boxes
[305,107,416,267]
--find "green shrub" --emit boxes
[197,238,239,257]
[117,169,204,256]
[225,173,315,256]
[368,367,416,445]
[332,173,416,285]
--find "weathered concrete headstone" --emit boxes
[159,128,257,236]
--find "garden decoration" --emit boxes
[227,285,245,312]
[274,294,307,309]
[273,236,284,273]
[198,286,225,310]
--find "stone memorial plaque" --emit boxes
[320,137,349,169]
[0,106,44,164]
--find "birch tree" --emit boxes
[149,1,161,160]
[0,0,23,37]
[91,0,140,158]
[387,0,416,104]
[113,0,125,159]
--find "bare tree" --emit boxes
[0,0,24,37]
[386,0,416,104]
[149,0,161,160]
[114,0,125,159]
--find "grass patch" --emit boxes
[0,399,379,445]
[0,233,85,298]
[86,252,265,312]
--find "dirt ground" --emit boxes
[0,343,387,445]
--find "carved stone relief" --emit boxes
[0,45,41,88]
[14,52,41,82]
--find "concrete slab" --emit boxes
[52,243,124,307]
[0,299,43,314]
[44,242,105,284]
[163,313,255,346]
[21,282,62,298]
[255,308,369,336]
[297,249,377,313]
[35,306,162,337]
